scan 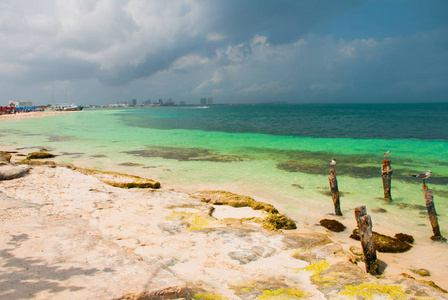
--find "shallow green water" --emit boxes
[1,107,447,239]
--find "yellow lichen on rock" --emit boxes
[167,211,220,231]
[257,288,306,299]
[193,292,226,300]
[340,283,407,299]
[293,260,330,275]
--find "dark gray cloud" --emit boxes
[0,0,447,105]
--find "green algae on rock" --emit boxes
[26,152,56,159]
[0,151,12,162]
[350,228,412,253]
[74,167,160,189]
[262,214,296,231]
[19,159,56,166]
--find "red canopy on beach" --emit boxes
[1,107,14,110]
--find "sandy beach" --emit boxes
[0,111,71,121]
[1,112,448,299]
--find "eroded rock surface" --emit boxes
[0,164,30,180]
[0,165,446,299]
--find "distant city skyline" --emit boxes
[0,0,447,106]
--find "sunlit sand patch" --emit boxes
[212,205,266,220]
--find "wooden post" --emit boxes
[354,206,379,275]
[381,159,393,201]
[329,168,342,216]
[422,182,445,241]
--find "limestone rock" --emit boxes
[0,165,31,180]
[193,190,278,213]
[282,232,332,250]
[114,285,188,300]
[74,167,160,189]
[228,249,260,264]
[193,190,297,231]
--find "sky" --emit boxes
[1,0,447,106]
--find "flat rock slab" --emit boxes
[0,192,186,299]
[0,165,30,180]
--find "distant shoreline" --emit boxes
[0,110,72,121]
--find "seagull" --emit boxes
[383,150,390,157]
[412,170,431,180]
[330,159,337,166]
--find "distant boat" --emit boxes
[63,104,84,111]
[51,103,83,111]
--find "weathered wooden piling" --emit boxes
[422,182,445,241]
[354,206,379,275]
[329,168,342,216]
[381,159,393,201]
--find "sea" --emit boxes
[1,103,448,241]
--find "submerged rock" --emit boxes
[118,162,144,167]
[74,167,160,189]
[350,229,412,253]
[319,219,346,232]
[124,146,245,163]
[372,207,388,213]
[411,267,431,277]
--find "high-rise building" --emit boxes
[207,98,214,105]
[200,98,207,106]
[131,99,137,106]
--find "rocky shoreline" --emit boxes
[1,151,448,299]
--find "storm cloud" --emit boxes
[0,0,447,105]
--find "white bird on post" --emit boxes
[412,170,431,180]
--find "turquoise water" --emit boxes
[1,105,448,239]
